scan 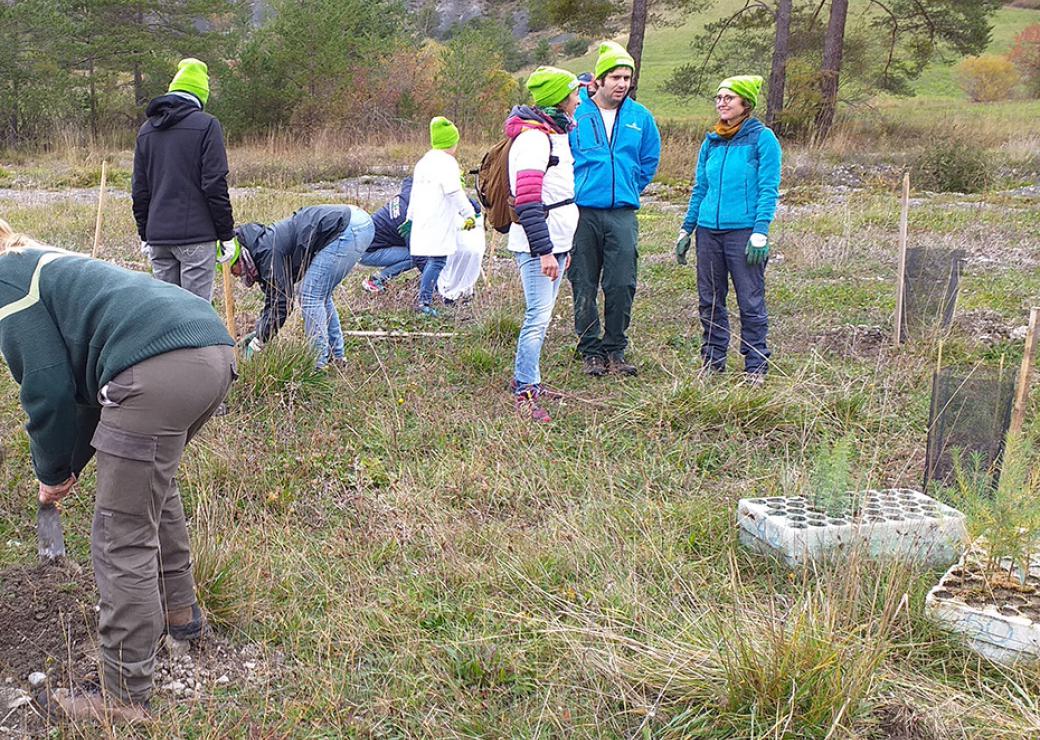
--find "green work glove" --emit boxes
[216,237,240,267]
[745,233,769,265]
[398,220,412,238]
[461,216,477,231]
[675,229,692,265]
[240,331,264,360]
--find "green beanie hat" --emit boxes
[430,116,460,150]
[718,75,764,109]
[168,58,210,106]
[526,66,580,108]
[594,41,635,80]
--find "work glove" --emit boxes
[241,331,264,360]
[216,237,239,267]
[675,229,692,265]
[140,241,149,255]
[398,220,412,238]
[745,233,769,266]
[461,216,477,231]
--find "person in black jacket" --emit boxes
[229,205,375,369]
[132,58,235,301]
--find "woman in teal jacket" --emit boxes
[675,75,781,383]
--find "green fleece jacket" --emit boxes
[0,247,232,484]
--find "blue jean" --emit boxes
[359,247,414,282]
[413,255,447,306]
[300,207,375,367]
[695,227,770,374]
[514,252,566,391]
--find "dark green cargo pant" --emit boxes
[568,207,639,358]
[90,344,235,703]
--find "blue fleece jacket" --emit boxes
[570,90,661,209]
[682,117,782,235]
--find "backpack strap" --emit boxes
[542,134,571,211]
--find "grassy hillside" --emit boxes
[559,2,1040,122]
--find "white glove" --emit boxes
[140,241,149,254]
[749,233,768,248]
[217,238,239,265]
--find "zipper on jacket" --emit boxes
[715,141,731,228]
[608,99,623,209]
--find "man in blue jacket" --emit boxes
[569,41,661,377]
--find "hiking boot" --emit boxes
[37,688,152,725]
[607,352,637,376]
[744,371,766,388]
[418,305,439,318]
[509,379,565,400]
[166,603,204,642]
[362,276,386,294]
[514,388,551,423]
[582,355,607,377]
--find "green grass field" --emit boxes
[0,128,1038,735]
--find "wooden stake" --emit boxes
[221,267,237,340]
[1010,306,1040,437]
[894,170,910,344]
[343,330,455,339]
[91,161,108,259]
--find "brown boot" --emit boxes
[607,352,637,376]
[166,602,204,642]
[39,688,152,725]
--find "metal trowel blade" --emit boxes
[37,503,66,562]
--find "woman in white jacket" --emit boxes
[507,67,582,423]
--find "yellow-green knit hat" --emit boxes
[526,66,579,108]
[594,41,635,80]
[429,116,460,150]
[168,58,210,106]
[718,75,764,109]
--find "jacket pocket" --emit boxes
[91,423,158,516]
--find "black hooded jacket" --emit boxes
[236,205,355,341]
[132,94,234,246]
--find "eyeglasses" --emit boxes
[714,94,739,104]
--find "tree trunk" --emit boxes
[627,0,648,99]
[815,0,849,139]
[89,57,98,145]
[134,4,145,110]
[766,0,793,128]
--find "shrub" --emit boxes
[914,140,991,193]
[563,37,589,58]
[533,38,554,65]
[955,54,1021,103]
[1010,23,1040,98]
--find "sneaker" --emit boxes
[744,371,766,387]
[607,352,637,376]
[418,305,439,318]
[509,379,565,400]
[362,276,386,294]
[582,355,607,377]
[514,389,551,423]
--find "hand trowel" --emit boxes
[37,502,66,562]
